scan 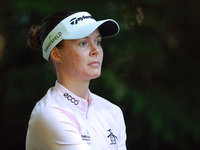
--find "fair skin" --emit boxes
[50,29,103,101]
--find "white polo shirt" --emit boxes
[26,81,127,150]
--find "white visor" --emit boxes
[42,11,120,61]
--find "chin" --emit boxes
[89,72,101,80]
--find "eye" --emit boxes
[95,40,101,46]
[79,41,88,47]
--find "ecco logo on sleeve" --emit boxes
[63,93,79,105]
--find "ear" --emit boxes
[50,47,61,63]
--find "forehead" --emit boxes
[65,29,101,43]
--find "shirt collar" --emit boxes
[52,81,94,112]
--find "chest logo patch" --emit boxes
[81,129,91,141]
[107,129,117,145]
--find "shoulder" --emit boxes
[31,88,58,114]
[28,88,77,137]
[29,88,74,127]
[27,89,86,149]
[33,87,70,112]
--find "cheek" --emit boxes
[71,53,86,69]
[64,49,79,64]
[100,50,104,62]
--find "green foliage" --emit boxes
[0,0,200,149]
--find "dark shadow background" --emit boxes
[0,0,200,149]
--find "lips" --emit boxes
[88,61,100,67]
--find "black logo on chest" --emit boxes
[107,129,117,145]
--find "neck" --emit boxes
[57,74,90,101]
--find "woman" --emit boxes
[26,9,127,150]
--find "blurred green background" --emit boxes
[0,0,200,149]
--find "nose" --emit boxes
[90,43,100,56]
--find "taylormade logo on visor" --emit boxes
[70,15,93,25]
[44,32,62,52]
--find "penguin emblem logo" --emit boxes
[107,129,117,145]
